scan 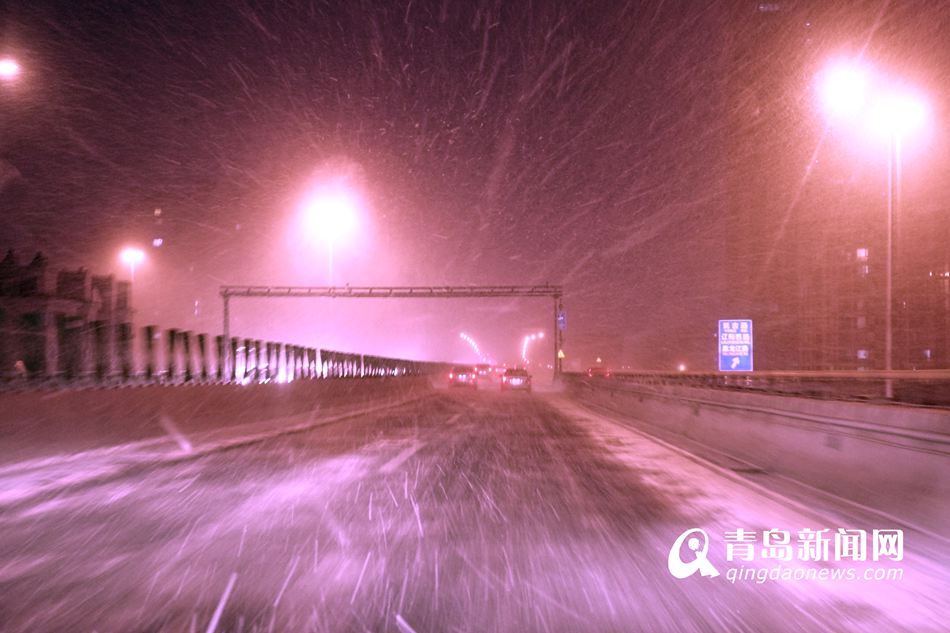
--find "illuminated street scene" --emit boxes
[1,2,949,632]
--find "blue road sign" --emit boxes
[557,310,567,331]
[718,319,753,371]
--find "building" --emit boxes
[0,250,133,380]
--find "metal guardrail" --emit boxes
[1,324,451,392]
[565,370,950,407]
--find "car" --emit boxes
[449,365,478,389]
[587,366,611,378]
[475,363,493,379]
[501,368,531,392]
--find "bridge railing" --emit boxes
[566,370,950,407]
[1,323,450,390]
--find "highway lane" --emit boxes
[0,388,944,632]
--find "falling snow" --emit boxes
[3,2,946,368]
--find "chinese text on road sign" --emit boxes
[719,319,753,371]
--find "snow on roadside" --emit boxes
[548,396,950,633]
[0,395,426,511]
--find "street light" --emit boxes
[459,332,486,362]
[301,189,359,285]
[818,61,929,397]
[119,247,145,281]
[871,91,926,398]
[866,93,927,141]
[0,58,20,81]
[521,331,545,365]
[818,63,868,120]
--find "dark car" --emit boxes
[475,363,494,380]
[501,368,531,392]
[449,365,478,389]
[587,366,611,378]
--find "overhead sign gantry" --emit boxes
[220,285,565,378]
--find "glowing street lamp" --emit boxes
[818,61,929,397]
[459,332,486,362]
[119,247,145,281]
[819,61,929,140]
[818,63,869,120]
[301,189,359,285]
[865,93,928,141]
[0,58,20,81]
[521,331,546,365]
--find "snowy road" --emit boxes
[0,389,946,632]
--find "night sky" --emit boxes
[2,1,949,369]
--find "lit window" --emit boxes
[923,349,932,360]
[856,248,869,260]
[857,349,869,360]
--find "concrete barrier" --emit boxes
[566,376,950,537]
[0,377,432,467]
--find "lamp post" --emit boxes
[460,332,486,362]
[0,58,20,81]
[818,62,928,398]
[301,189,359,285]
[521,331,545,366]
[868,93,927,396]
[119,247,145,282]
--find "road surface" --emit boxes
[0,387,945,632]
